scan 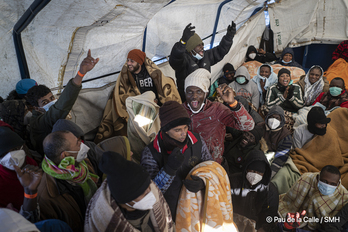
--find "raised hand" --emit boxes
[283,86,289,99]
[258,48,266,54]
[217,83,235,105]
[79,49,99,75]
[181,23,195,43]
[226,21,236,37]
[14,164,43,194]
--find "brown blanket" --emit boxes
[95,57,181,143]
[290,107,348,188]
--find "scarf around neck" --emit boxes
[42,156,98,203]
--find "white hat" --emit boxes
[184,69,211,93]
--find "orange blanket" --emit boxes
[324,58,348,83]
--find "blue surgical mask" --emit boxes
[236,76,246,84]
[318,180,337,196]
[282,59,292,64]
[42,99,57,112]
[329,87,343,97]
[192,52,203,60]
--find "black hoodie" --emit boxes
[229,150,279,229]
[245,45,277,63]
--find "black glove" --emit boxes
[166,147,185,171]
[286,85,295,99]
[226,21,236,37]
[181,23,195,43]
[183,175,205,193]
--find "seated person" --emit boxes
[278,165,348,231]
[85,151,174,232]
[265,68,304,113]
[0,126,37,210]
[332,40,348,62]
[293,107,331,149]
[224,125,265,174]
[208,63,235,98]
[141,101,213,220]
[313,77,348,110]
[229,66,260,109]
[38,131,99,232]
[244,45,277,63]
[96,49,181,142]
[230,150,279,230]
[275,47,302,68]
[264,106,292,178]
[26,50,98,155]
[182,68,255,164]
[6,78,37,100]
[297,65,329,106]
[252,64,278,106]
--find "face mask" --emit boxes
[249,53,257,59]
[246,172,263,186]
[126,191,156,210]
[236,76,246,85]
[42,99,57,112]
[192,52,203,60]
[329,87,343,97]
[67,143,90,163]
[0,149,26,170]
[268,118,281,130]
[23,111,32,125]
[318,180,337,196]
[282,59,292,64]
[187,102,205,114]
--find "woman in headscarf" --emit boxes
[296,65,329,106]
[245,45,277,63]
[252,64,278,106]
[275,47,302,68]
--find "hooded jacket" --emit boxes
[252,64,278,105]
[229,66,260,109]
[229,150,279,229]
[275,47,302,68]
[245,45,277,63]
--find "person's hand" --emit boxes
[283,86,289,99]
[258,48,266,54]
[260,79,266,91]
[79,49,99,75]
[181,23,195,43]
[166,147,185,171]
[183,175,205,193]
[14,164,43,194]
[217,84,235,105]
[284,210,306,230]
[226,21,236,37]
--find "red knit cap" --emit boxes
[127,49,146,65]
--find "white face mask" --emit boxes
[246,172,263,186]
[67,143,90,163]
[192,51,204,60]
[187,102,205,114]
[268,118,281,130]
[0,149,26,170]
[126,191,157,211]
[249,53,257,60]
[42,99,57,112]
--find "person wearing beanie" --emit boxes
[85,151,174,232]
[244,45,277,63]
[229,66,260,109]
[37,130,99,232]
[141,101,213,220]
[95,49,181,143]
[293,106,331,149]
[6,79,38,100]
[0,126,38,211]
[230,150,279,230]
[169,21,237,101]
[183,68,255,164]
[26,49,99,156]
[224,124,265,174]
[275,47,303,68]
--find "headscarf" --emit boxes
[303,65,325,106]
[252,64,278,105]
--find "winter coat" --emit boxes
[274,47,303,68]
[229,150,279,229]
[169,33,233,101]
[183,99,255,164]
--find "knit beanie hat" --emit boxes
[249,125,265,143]
[185,68,211,93]
[52,119,84,138]
[159,101,191,132]
[0,127,24,157]
[278,68,291,78]
[223,63,235,74]
[99,151,151,203]
[248,160,266,174]
[127,49,146,65]
[186,33,203,52]
[16,79,37,95]
[307,107,331,125]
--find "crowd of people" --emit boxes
[1,20,348,232]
